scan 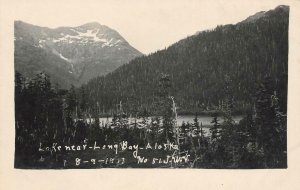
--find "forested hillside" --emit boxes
[15,39,78,88]
[83,5,288,115]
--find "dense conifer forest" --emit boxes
[83,5,288,115]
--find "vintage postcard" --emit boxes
[1,0,300,189]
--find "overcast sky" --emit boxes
[12,0,287,54]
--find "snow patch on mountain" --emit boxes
[48,29,122,47]
[14,21,143,85]
[58,53,71,62]
[48,28,123,47]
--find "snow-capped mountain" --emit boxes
[14,21,142,87]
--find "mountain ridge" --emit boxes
[14,21,143,87]
[82,5,289,115]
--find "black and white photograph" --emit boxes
[13,2,289,169]
[3,0,300,189]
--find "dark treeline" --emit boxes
[15,71,286,168]
[82,6,288,115]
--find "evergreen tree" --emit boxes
[157,73,174,142]
[255,76,287,168]
[79,86,89,118]
[210,113,221,142]
[193,114,200,136]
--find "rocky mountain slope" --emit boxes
[14,21,142,87]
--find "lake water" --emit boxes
[82,115,243,136]
[97,115,244,127]
[176,115,243,126]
